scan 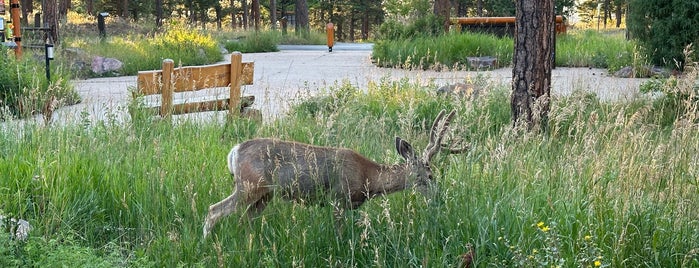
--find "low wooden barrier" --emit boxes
[135,52,257,118]
[451,15,566,35]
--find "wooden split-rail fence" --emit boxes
[135,52,259,119]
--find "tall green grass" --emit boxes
[556,29,642,72]
[372,32,513,70]
[1,75,698,266]
[373,29,643,72]
[0,47,78,119]
[62,24,222,77]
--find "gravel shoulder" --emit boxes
[14,44,651,126]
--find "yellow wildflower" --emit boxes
[537,221,545,228]
[594,260,602,267]
[541,225,550,232]
[584,235,592,241]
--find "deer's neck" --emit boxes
[368,164,411,196]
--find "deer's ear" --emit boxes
[395,137,415,160]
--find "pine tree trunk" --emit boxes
[511,0,554,131]
[155,0,163,28]
[43,0,59,43]
[295,0,309,36]
[270,0,277,30]
[252,0,260,31]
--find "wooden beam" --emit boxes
[451,15,564,25]
[160,59,174,116]
[146,95,255,115]
[136,62,254,96]
[229,52,243,116]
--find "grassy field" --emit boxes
[372,29,641,73]
[1,71,698,266]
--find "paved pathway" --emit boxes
[11,43,650,126]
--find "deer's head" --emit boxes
[395,110,468,197]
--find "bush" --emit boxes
[639,61,699,126]
[628,0,699,68]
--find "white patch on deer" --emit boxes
[227,144,240,175]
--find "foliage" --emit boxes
[222,31,280,53]
[377,14,446,41]
[555,29,644,72]
[372,31,512,70]
[373,30,638,71]
[639,49,699,126]
[0,231,151,267]
[2,73,699,266]
[627,0,699,68]
[0,47,79,120]
[63,21,222,77]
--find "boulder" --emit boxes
[467,56,497,69]
[614,66,634,78]
[437,82,481,99]
[92,56,124,75]
[614,65,671,78]
[0,214,32,241]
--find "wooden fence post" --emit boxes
[161,59,174,117]
[229,52,243,116]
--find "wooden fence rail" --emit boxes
[135,52,256,118]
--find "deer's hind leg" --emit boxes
[203,190,241,238]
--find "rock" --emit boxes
[614,66,634,78]
[648,65,671,78]
[0,214,32,241]
[467,56,497,69]
[92,56,124,75]
[614,65,671,78]
[437,82,480,99]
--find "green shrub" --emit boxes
[628,0,699,68]
[639,67,699,126]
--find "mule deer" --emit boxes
[203,110,467,238]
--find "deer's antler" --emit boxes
[423,110,469,162]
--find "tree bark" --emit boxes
[295,0,309,36]
[615,0,623,28]
[511,0,554,131]
[85,0,93,16]
[120,0,128,18]
[155,0,163,27]
[58,0,69,18]
[433,0,450,31]
[270,0,277,30]
[252,0,260,31]
[43,0,59,43]
[242,0,248,30]
[20,0,32,25]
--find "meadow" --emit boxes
[1,15,698,266]
[1,68,698,266]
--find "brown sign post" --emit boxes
[10,0,20,57]
[326,23,334,52]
